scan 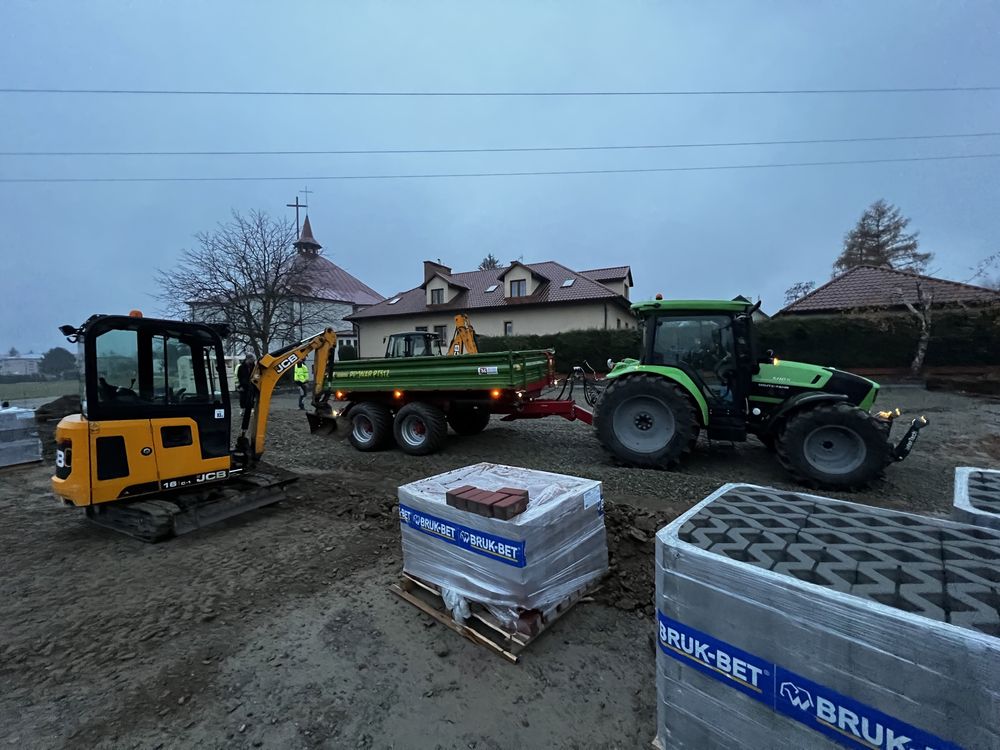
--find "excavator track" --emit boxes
[83,462,299,543]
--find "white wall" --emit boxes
[355,302,635,357]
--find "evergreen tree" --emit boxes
[478,253,501,270]
[834,200,932,274]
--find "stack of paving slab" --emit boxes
[953,466,1000,531]
[398,462,608,627]
[0,406,41,468]
[655,483,999,750]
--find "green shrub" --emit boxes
[758,308,1000,369]
[477,328,642,372]
[338,344,358,361]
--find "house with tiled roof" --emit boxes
[348,259,634,357]
[779,265,1000,316]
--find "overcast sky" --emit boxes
[2,1,999,353]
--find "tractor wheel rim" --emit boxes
[612,395,676,454]
[352,415,375,443]
[803,425,867,475]
[400,415,428,447]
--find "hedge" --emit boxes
[477,328,641,373]
[757,309,1000,369]
[476,308,1000,373]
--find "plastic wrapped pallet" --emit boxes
[654,483,999,750]
[397,462,607,626]
[0,406,41,468]
[953,466,1000,531]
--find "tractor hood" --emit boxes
[756,359,879,409]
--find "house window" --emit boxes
[510,279,526,297]
[415,326,428,332]
[504,321,513,336]
[434,325,448,344]
[617,318,621,329]
[431,288,444,305]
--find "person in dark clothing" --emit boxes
[236,353,255,410]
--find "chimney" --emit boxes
[423,260,451,283]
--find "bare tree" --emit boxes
[156,210,327,357]
[834,200,932,274]
[783,280,816,307]
[478,253,501,270]
[894,279,934,376]
[968,251,1000,291]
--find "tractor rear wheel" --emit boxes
[394,402,448,456]
[594,374,697,469]
[447,405,491,436]
[348,402,393,451]
[776,402,890,489]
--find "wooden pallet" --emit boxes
[390,572,601,663]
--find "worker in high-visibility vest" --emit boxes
[294,361,310,410]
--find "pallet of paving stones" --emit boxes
[653,482,999,750]
[390,571,601,664]
[953,466,1000,531]
[397,463,609,634]
[0,406,42,468]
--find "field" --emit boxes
[2,387,999,749]
[0,379,78,403]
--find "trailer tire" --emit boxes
[447,405,491,436]
[394,402,448,455]
[348,402,393,451]
[776,402,890,489]
[594,374,697,469]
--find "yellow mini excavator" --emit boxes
[51,311,337,541]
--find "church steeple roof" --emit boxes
[294,215,322,254]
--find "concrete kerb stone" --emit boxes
[953,466,1000,531]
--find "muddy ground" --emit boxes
[2,386,999,749]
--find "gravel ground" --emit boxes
[2,386,998,749]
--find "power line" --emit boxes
[1,152,997,184]
[3,131,999,157]
[1,86,999,97]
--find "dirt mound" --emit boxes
[34,393,81,422]
[597,501,682,615]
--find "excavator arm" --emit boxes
[240,328,338,461]
[448,313,478,355]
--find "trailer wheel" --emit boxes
[447,405,491,436]
[348,403,393,451]
[594,374,697,469]
[394,403,448,455]
[776,403,890,489]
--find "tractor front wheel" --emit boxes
[776,403,890,489]
[594,374,697,469]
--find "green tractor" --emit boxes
[594,298,927,489]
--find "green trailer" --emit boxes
[312,349,592,455]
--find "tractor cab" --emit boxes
[384,331,443,358]
[637,299,758,441]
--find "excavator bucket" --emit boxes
[307,411,338,435]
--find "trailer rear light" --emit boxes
[491,389,501,399]
[335,390,345,400]
[394,390,404,399]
